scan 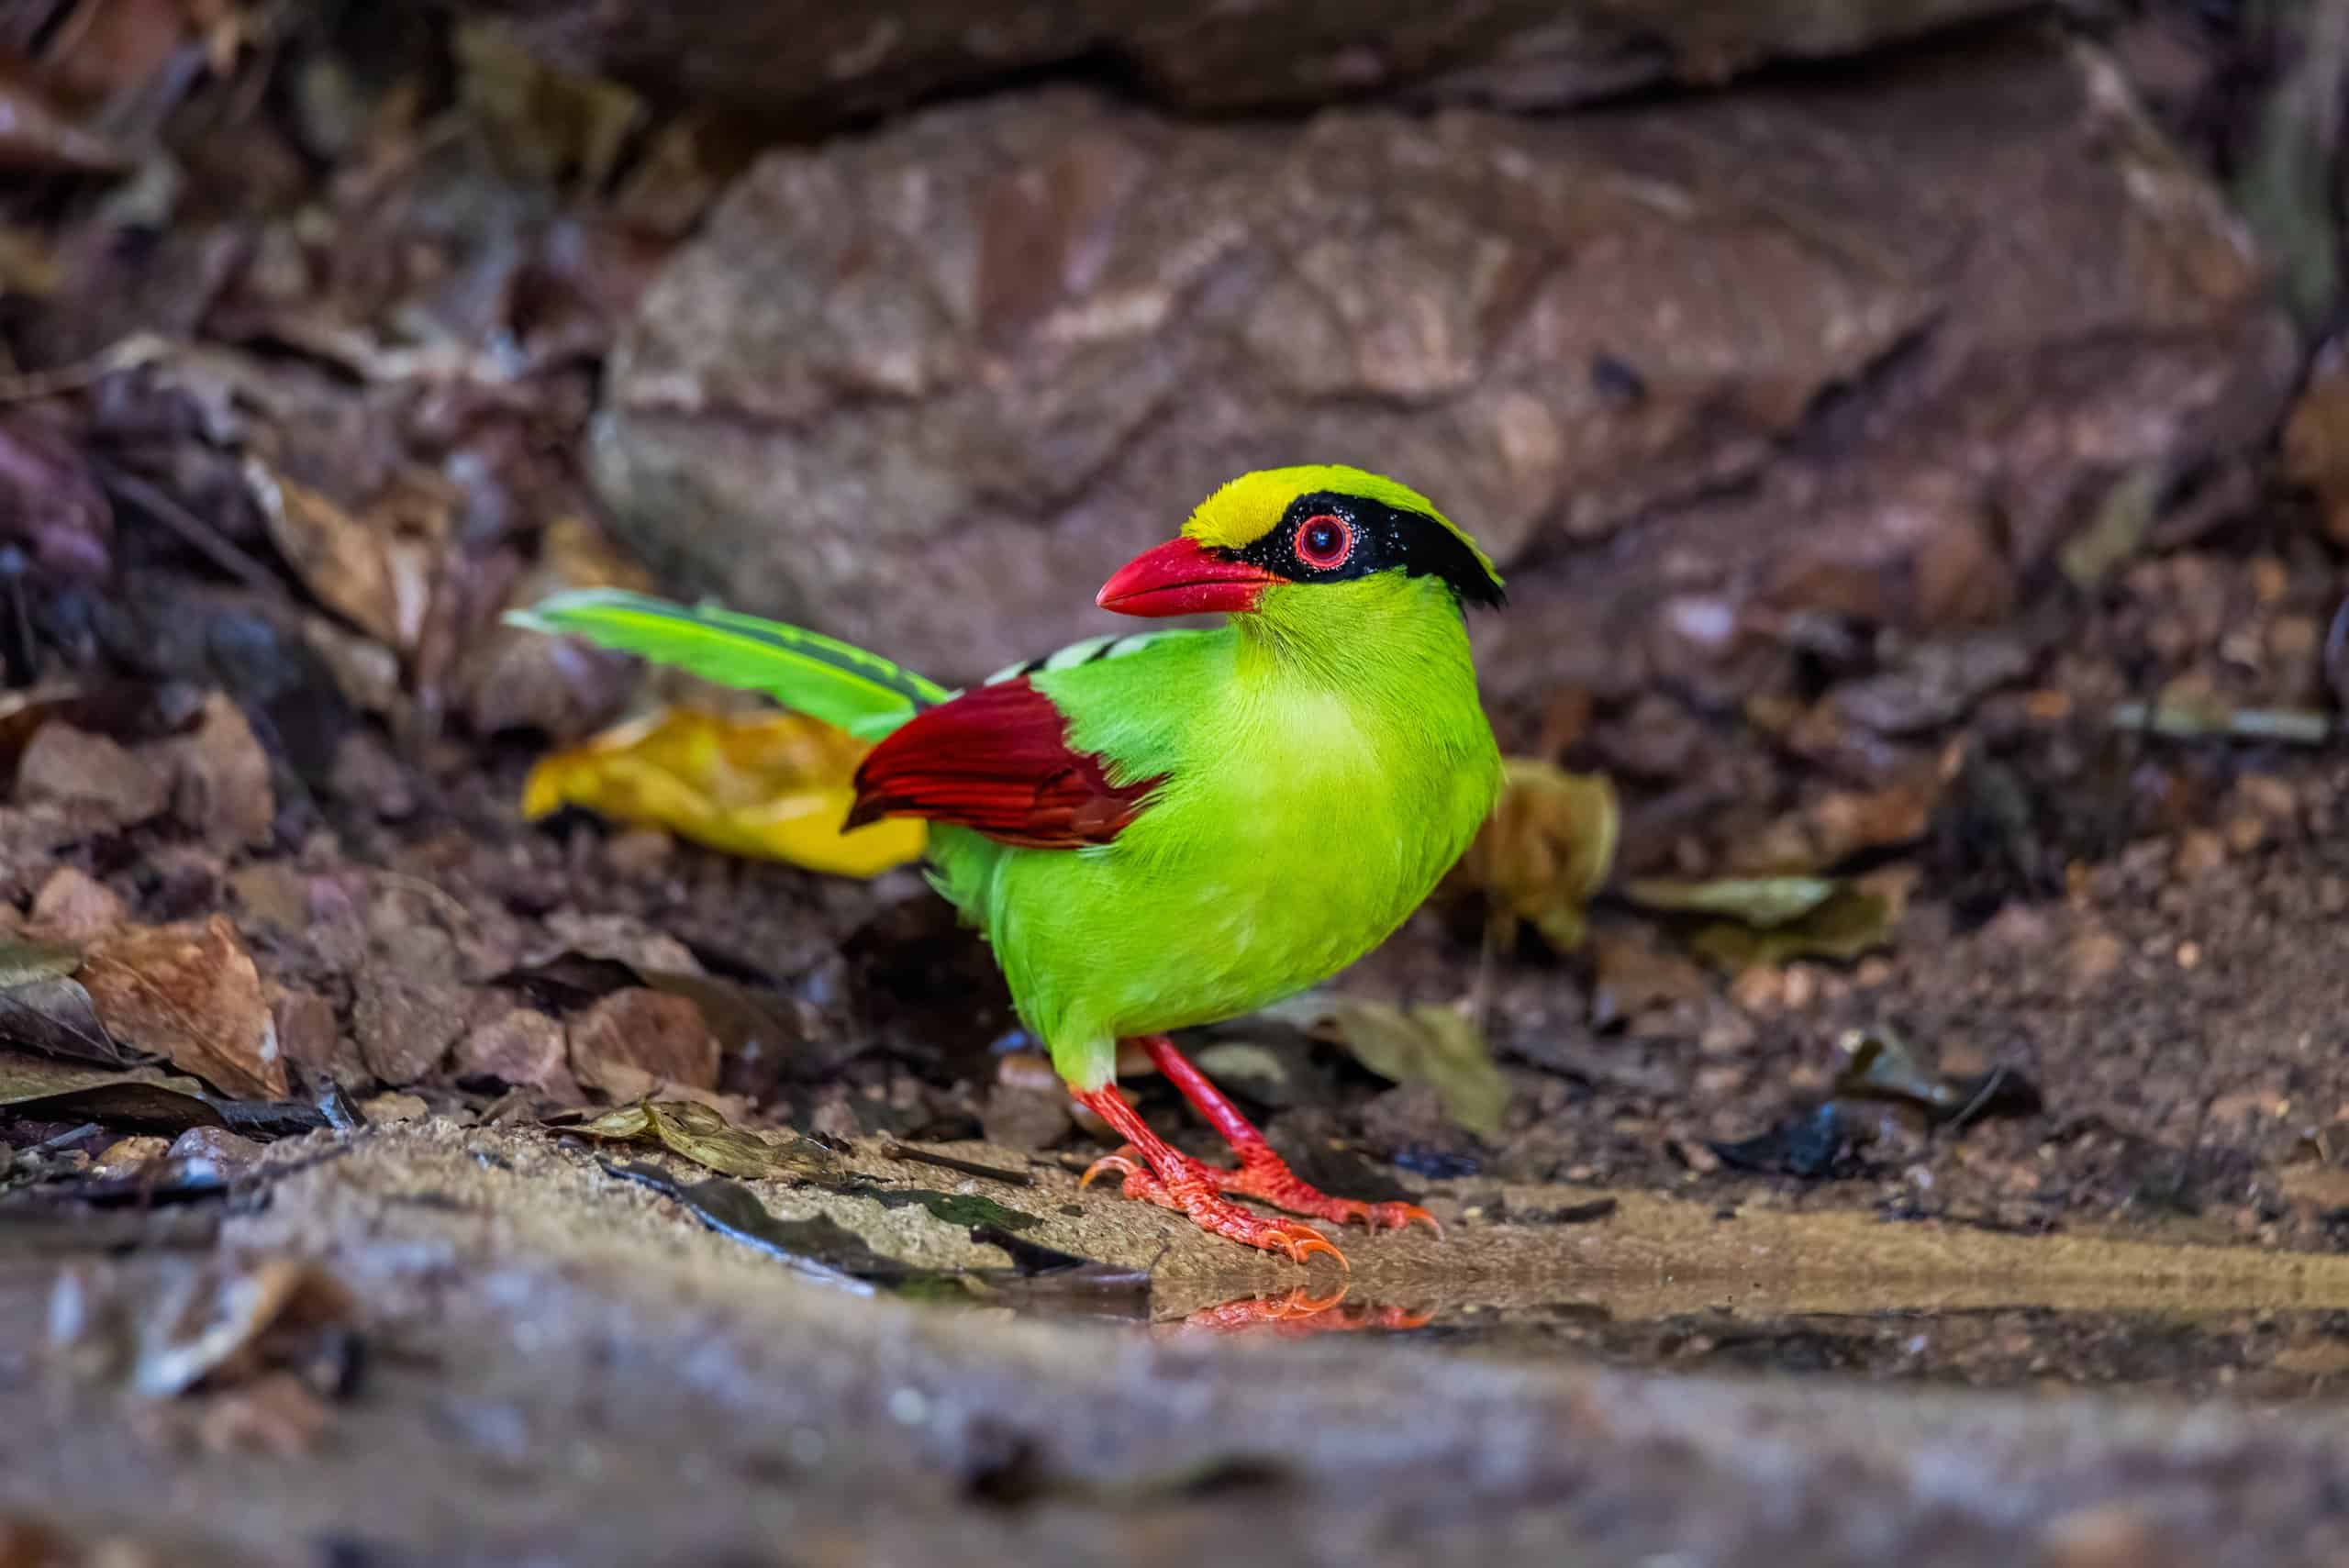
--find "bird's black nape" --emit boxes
[1224,491,1507,610]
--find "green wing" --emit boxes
[507,589,951,741]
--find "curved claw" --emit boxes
[1078,1151,1142,1191]
[1280,1227,1349,1271]
[1365,1201,1443,1238]
[1281,1284,1351,1316]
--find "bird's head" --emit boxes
[1094,467,1505,639]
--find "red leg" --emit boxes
[1071,1084,1345,1267]
[1138,1035,1442,1235]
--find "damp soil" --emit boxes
[13,1118,2349,1566]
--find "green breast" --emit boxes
[926,592,1500,1083]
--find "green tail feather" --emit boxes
[507,589,951,740]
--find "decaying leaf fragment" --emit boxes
[0,1048,224,1129]
[1452,759,1618,951]
[573,1098,841,1183]
[242,459,437,651]
[0,937,127,1067]
[1834,1028,2042,1129]
[522,706,927,877]
[1623,875,1898,973]
[77,917,287,1099]
[1261,994,1508,1140]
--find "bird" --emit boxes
[512,465,1507,1264]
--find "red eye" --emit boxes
[1294,514,1353,572]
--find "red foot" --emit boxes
[1079,1146,1346,1267]
[1134,1034,1442,1234]
[1219,1143,1442,1235]
[1086,1141,1440,1234]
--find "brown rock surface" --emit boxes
[467,0,2022,124]
[593,28,2294,701]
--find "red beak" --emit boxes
[1096,538,1276,617]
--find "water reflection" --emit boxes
[1150,1280,2349,1399]
[1163,1284,1434,1338]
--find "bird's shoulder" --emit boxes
[979,628,1205,688]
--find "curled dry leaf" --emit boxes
[522,706,927,878]
[243,460,437,651]
[0,1048,223,1129]
[0,936,128,1067]
[77,916,287,1099]
[574,1098,841,1184]
[1451,759,1617,951]
[1624,873,1899,972]
[568,986,720,1098]
[1833,1028,2042,1129]
[1261,994,1508,1140]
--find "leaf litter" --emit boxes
[0,938,126,1067]
[572,1098,841,1183]
[603,1161,1143,1312]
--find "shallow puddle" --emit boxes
[1152,1281,2349,1399]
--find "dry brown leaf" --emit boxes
[574,1099,839,1183]
[453,1006,580,1101]
[0,937,128,1067]
[160,693,275,851]
[1450,758,1618,952]
[79,916,286,1099]
[568,986,719,1097]
[244,459,402,645]
[1260,994,1508,1139]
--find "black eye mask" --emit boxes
[1221,491,1506,609]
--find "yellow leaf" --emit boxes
[1453,759,1618,952]
[522,706,926,878]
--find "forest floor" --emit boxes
[8,6,2349,1563]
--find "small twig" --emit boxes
[883,1140,1035,1187]
[98,466,279,592]
[2110,702,2333,745]
[28,1121,100,1153]
[0,333,173,404]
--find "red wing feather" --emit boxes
[845,678,1163,849]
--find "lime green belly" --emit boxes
[927,724,1497,1089]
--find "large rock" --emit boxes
[592,27,2297,702]
[472,0,2023,122]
